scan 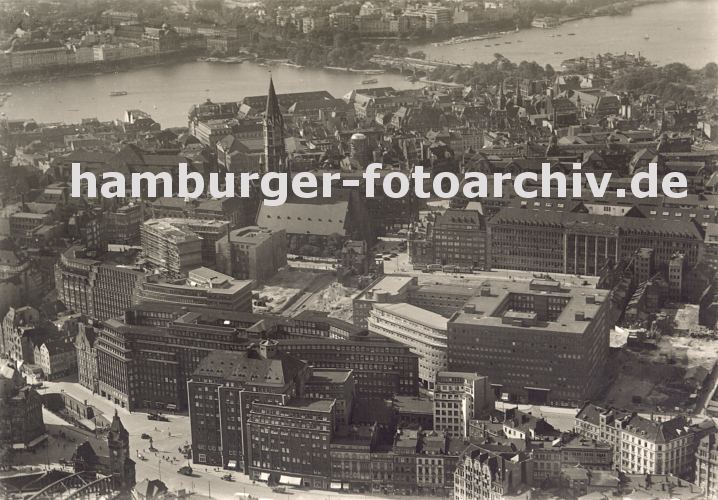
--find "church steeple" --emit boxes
[264,76,287,173]
[514,78,522,107]
[498,80,506,110]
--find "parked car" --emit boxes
[148,412,169,422]
[141,433,151,440]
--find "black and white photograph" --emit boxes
[0,0,717,498]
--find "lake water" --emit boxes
[1,0,716,128]
[415,0,718,69]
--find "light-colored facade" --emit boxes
[434,372,493,438]
[575,403,711,476]
[368,302,447,390]
[34,337,77,380]
[134,267,254,312]
[696,433,718,498]
[454,445,532,500]
[141,219,208,277]
[215,226,287,284]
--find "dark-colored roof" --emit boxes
[192,347,306,388]
[490,207,702,239]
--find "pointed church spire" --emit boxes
[514,78,522,107]
[499,80,506,110]
[266,76,282,126]
[263,76,287,173]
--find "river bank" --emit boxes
[413,0,717,68]
[0,0,693,88]
[0,0,714,127]
[0,50,202,88]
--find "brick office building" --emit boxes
[55,246,146,321]
[247,399,336,489]
[276,336,419,398]
[488,208,703,275]
[447,279,613,405]
[187,342,310,472]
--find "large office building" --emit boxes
[141,218,230,276]
[353,276,417,330]
[133,267,254,312]
[368,302,448,390]
[276,335,419,398]
[91,302,416,410]
[187,342,310,472]
[215,226,287,284]
[95,304,255,410]
[433,372,493,438]
[353,275,480,327]
[488,208,703,275]
[447,279,613,405]
[188,342,354,487]
[55,246,146,321]
[409,208,488,269]
[247,399,336,489]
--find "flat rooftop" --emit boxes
[308,368,352,384]
[413,283,478,297]
[375,302,448,331]
[437,371,486,381]
[285,398,335,412]
[392,395,433,415]
[359,275,415,302]
[451,279,609,334]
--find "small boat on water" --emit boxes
[643,34,650,40]
[361,78,378,85]
[109,91,128,97]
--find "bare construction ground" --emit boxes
[598,335,718,414]
[252,267,356,319]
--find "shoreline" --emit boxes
[0,51,202,88]
[0,0,700,90]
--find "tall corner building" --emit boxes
[447,279,612,405]
[263,77,287,173]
